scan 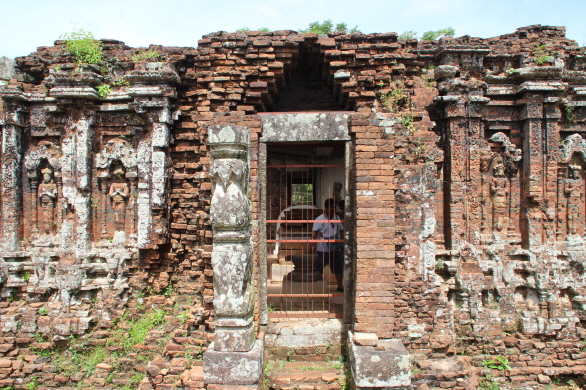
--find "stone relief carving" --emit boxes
[38,167,58,235]
[490,154,509,233]
[489,132,522,165]
[480,133,521,241]
[95,138,137,170]
[95,138,138,241]
[108,163,130,233]
[564,164,583,235]
[210,159,250,230]
[560,133,586,164]
[24,141,63,237]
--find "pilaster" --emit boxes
[204,124,263,385]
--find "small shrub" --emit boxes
[300,20,359,34]
[177,309,190,325]
[421,27,455,41]
[564,104,577,123]
[96,84,111,98]
[534,44,557,65]
[401,113,416,134]
[398,31,417,40]
[482,355,511,371]
[163,284,173,298]
[38,307,48,316]
[60,29,104,65]
[479,373,500,390]
[25,376,39,390]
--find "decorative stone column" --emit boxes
[1,119,23,252]
[203,124,263,385]
[60,112,95,255]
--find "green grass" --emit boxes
[122,309,167,352]
[131,49,161,62]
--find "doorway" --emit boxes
[264,143,346,319]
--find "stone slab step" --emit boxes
[267,361,344,390]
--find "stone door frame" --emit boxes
[257,112,355,326]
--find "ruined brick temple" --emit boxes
[2,24,586,389]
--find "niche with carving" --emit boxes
[480,132,522,243]
[24,141,63,240]
[94,138,138,242]
[558,134,586,238]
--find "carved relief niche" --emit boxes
[24,141,63,239]
[558,134,586,238]
[95,138,138,242]
[480,132,522,243]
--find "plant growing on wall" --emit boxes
[237,27,270,32]
[398,31,418,40]
[131,49,161,62]
[400,28,456,41]
[299,20,359,34]
[96,84,111,98]
[564,104,577,123]
[421,27,455,41]
[60,29,104,66]
[534,44,557,65]
[482,356,511,371]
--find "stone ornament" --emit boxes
[560,133,586,163]
[24,141,62,176]
[95,138,138,170]
[210,159,250,230]
[489,132,522,164]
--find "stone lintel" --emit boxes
[209,124,250,146]
[259,112,350,142]
[349,332,410,388]
[204,340,264,385]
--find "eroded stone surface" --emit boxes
[204,340,264,385]
[349,335,410,388]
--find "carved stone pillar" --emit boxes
[30,179,39,235]
[133,100,171,249]
[444,99,467,250]
[521,100,545,247]
[203,124,263,385]
[61,112,94,254]
[1,122,23,252]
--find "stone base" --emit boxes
[204,339,264,385]
[349,333,410,388]
[214,324,256,352]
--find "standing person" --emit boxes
[312,198,344,292]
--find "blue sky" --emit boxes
[1,0,586,58]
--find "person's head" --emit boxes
[324,198,335,217]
